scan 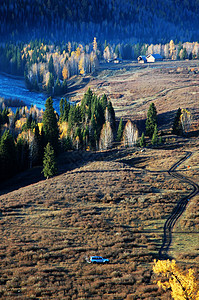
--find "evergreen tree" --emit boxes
[42,97,59,153]
[181,48,188,60]
[117,118,124,142]
[81,88,93,120]
[2,108,9,125]
[0,130,16,181]
[59,98,64,122]
[42,142,57,179]
[172,108,182,135]
[151,124,159,146]
[146,103,157,137]
[101,94,108,111]
[48,55,55,74]
[107,101,116,131]
[63,99,70,122]
[47,72,54,95]
[140,132,145,147]
[54,78,61,95]
[62,79,68,94]
[33,124,44,165]
[14,108,20,125]
[16,137,29,172]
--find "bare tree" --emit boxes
[99,121,113,150]
[123,120,138,147]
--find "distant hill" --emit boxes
[1,0,199,43]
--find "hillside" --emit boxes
[0,141,198,299]
[0,59,199,298]
[1,0,199,42]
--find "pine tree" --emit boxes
[42,97,59,153]
[107,101,116,131]
[63,98,70,122]
[180,48,188,60]
[47,72,54,95]
[54,78,61,96]
[59,98,64,122]
[62,79,68,94]
[42,142,57,179]
[16,137,29,172]
[117,118,124,142]
[101,94,108,111]
[0,130,17,181]
[48,55,55,74]
[151,124,159,146]
[146,103,157,138]
[172,108,182,135]
[140,132,145,147]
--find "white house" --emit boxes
[146,54,163,62]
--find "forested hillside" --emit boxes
[1,0,199,43]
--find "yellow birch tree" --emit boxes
[153,259,199,300]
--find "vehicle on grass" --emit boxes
[90,256,109,263]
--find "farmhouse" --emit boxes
[137,56,147,63]
[146,54,163,62]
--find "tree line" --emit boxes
[0,91,191,182]
[0,89,138,181]
[1,39,199,101]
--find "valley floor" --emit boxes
[0,60,198,299]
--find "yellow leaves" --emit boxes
[62,66,68,80]
[38,123,43,133]
[93,37,97,53]
[180,109,192,133]
[59,122,68,139]
[15,118,26,129]
[78,57,85,75]
[153,260,199,300]
[28,49,33,58]
[75,47,81,58]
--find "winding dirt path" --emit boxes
[159,151,199,258]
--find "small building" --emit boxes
[146,54,163,62]
[137,56,147,63]
[107,57,123,63]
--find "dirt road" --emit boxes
[159,151,199,258]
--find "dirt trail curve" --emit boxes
[159,151,199,258]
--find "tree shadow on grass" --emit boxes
[0,166,44,196]
[0,147,132,196]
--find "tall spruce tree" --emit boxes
[151,124,159,146]
[59,98,64,122]
[172,108,182,135]
[0,130,16,181]
[47,72,54,95]
[140,132,146,147]
[42,97,59,153]
[117,118,124,142]
[146,103,157,138]
[48,55,55,74]
[42,142,57,179]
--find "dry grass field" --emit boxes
[70,60,199,132]
[0,60,198,299]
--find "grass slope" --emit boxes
[0,140,198,299]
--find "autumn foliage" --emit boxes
[153,259,199,300]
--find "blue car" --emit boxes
[90,256,109,263]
